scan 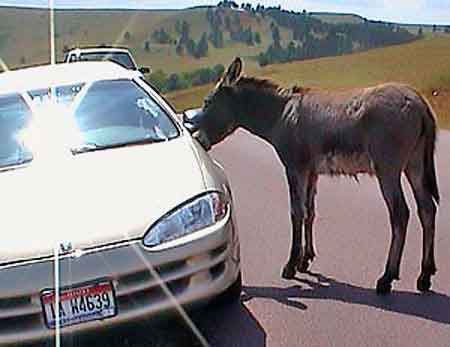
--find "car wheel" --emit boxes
[214,272,242,305]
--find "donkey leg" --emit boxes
[376,171,410,295]
[298,174,318,273]
[405,157,437,292]
[282,171,309,279]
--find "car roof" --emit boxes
[0,61,140,95]
[68,47,131,54]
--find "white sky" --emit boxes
[0,0,449,25]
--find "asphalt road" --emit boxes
[80,129,449,347]
[192,128,450,347]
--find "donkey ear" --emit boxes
[222,57,243,86]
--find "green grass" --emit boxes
[166,36,450,129]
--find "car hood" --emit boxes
[0,136,206,265]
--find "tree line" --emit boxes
[257,7,417,66]
[147,64,225,93]
[207,7,262,47]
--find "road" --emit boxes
[193,129,450,347]
[82,129,449,347]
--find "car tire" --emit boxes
[214,272,242,305]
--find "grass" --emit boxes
[0,6,295,74]
[166,36,450,130]
[311,12,366,25]
[310,12,448,35]
[1,7,448,128]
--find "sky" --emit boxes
[0,0,449,25]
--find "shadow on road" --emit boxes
[243,272,450,325]
[58,301,265,347]
[192,300,266,347]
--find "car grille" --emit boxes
[0,295,43,337]
[0,241,230,341]
[115,242,229,311]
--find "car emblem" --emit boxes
[59,241,73,255]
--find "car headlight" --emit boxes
[143,191,229,247]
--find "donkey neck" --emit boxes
[234,79,290,143]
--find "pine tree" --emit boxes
[254,32,261,44]
[196,33,209,58]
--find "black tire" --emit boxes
[214,272,242,305]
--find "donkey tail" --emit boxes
[420,95,440,205]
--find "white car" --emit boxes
[65,47,151,75]
[0,61,241,345]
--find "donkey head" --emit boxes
[195,57,244,148]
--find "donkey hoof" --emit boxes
[282,265,296,280]
[376,278,392,295]
[417,275,432,292]
[297,259,310,273]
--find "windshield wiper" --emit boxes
[71,137,168,155]
[0,157,33,172]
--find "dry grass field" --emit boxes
[1,7,448,128]
[166,36,450,129]
[0,6,293,74]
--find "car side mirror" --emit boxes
[182,109,211,151]
[182,108,203,133]
[139,67,151,74]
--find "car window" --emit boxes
[22,79,179,153]
[72,79,179,146]
[0,94,33,168]
[79,52,136,70]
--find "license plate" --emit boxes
[41,281,116,329]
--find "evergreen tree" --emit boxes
[272,25,281,46]
[254,32,261,44]
[176,44,184,56]
[180,20,191,45]
[147,70,168,92]
[175,20,182,34]
[213,64,225,79]
[209,27,224,48]
[196,33,209,58]
[186,39,196,56]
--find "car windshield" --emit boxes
[78,52,136,70]
[0,94,33,168]
[0,79,179,168]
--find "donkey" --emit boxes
[194,57,440,295]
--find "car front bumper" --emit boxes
[0,212,240,346]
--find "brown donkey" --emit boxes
[195,57,440,294]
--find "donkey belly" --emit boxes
[316,153,376,176]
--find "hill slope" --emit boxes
[0,6,294,73]
[0,5,421,75]
[166,36,450,129]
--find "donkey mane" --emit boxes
[237,76,310,99]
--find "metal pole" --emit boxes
[49,0,56,65]
[54,244,61,347]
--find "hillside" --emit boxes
[0,5,421,75]
[1,4,447,129]
[311,12,366,25]
[310,11,449,34]
[0,6,293,73]
[166,36,450,129]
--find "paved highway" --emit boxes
[82,129,449,347]
[194,129,450,347]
